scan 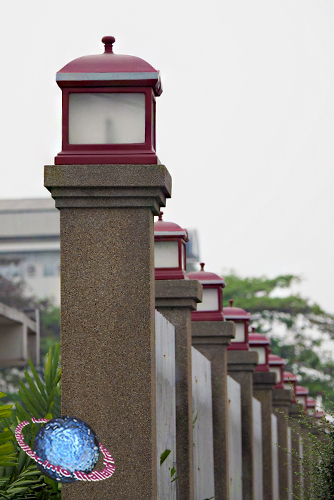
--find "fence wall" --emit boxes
[271,413,279,500]
[227,375,243,500]
[155,311,177,500]
[253,397,263,500]
[191,346,215,500]
[287,427,293,500]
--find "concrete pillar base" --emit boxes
[227,350,258,500]
[192,320,235,500]
[155,279,203,500]
[45,164,171,500]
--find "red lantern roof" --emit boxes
[154,212,188,240]
[223,299,250,320]
[306,398,316,408]
[187,263,225,286]
[248,333,270,345]
[283,371,297,382]
[56,36,162,96]
[268,354,286,366]
[295,386,309,396]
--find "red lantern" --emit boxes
[268,354,286,389]
[188,263,225,321]
[248,329,270,372]
[154,212,188,280]
[295,386,309,411]
[55,36,162,165]
[223,299,250,351]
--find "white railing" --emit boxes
[192,346,215,500]
[156,311,176,500]
[227,375,243,500]
[253,397,263,500]
[271,413,279,500]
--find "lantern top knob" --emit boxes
[188,264,226,287]
[102,36,116,53]
[223,298,251,320]
[158,211,163,221]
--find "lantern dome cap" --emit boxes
[268,354,286,365]
[187,263,226,287]
[295,386,309,396]
[223,299,250,320]
[56,36,162,96]
[283,371,297,382]
[306,398,316,408]
[154,212,188,240]
[248,332,270,345]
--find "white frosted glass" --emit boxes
[69,93,145,144]
[269,366,281,383]
[197,288,219,312]
[154,241,179,268]
[296,396,306,409]
[249,346,266,364]
[231,323,245,343]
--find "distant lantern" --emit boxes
[306,398,316,417]
[283,371,297,402]
[248,328,270,371]
[55,36,162,165]
[268,354,286,389]
[295,386,309,411]
[187,263,225,321]
[223,299,250,350]
[154,212,188,280]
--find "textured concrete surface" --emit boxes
[155,279,202,500]
[253,371,276,500]
[45,164,172,215]
[45,164,171,500]
[272,389,292,500]
[227,350,258,500]
[192,321,235,500]
[289,403,303,498]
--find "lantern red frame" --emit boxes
[268,354,285,389]
[188,264,225,321]
[55,87,157,165]
[154,235,188,280]
[248,331,270,372]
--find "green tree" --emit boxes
[222,271,334,407]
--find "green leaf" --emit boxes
[171,475,179,483]
[170,466,176,477]
[160,449,171,465]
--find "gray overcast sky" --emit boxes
[1,0,334,312]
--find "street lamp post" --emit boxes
[45,37,171,500]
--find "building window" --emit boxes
[27,265,36,277]
[43,263,54,277]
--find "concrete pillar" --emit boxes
[45,164,171,500]
[253,371,276,500]
[227,350,258,500]
[191,320,235,500]
[272,388,292,500]
[289,403,303,498]
[155,279,203,500]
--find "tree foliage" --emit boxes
[223,271,334,405]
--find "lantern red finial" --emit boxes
[158,211,163,221]
[229,299,233,307]
[200,263,205,271]
[102,36,115,53]
[252,326,256,333]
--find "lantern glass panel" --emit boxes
[231,323,245,343]
[197,288,219,312]
[69,93,146,144]
[154,241,179,268]
[249,346,266,364]
[269,366,281,383]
